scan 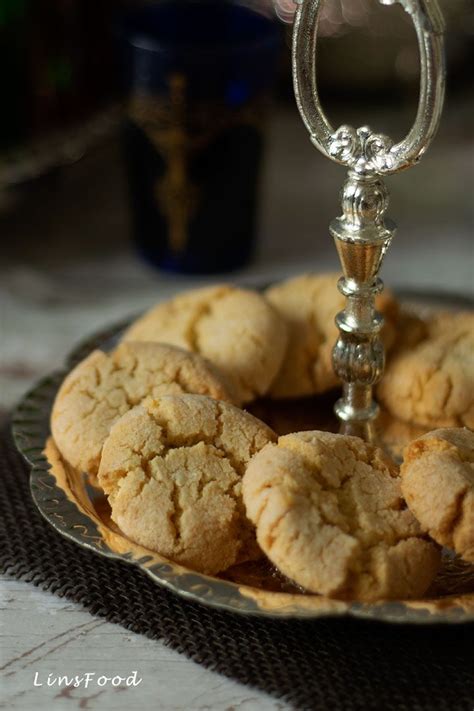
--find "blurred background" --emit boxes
[0,0,473,412]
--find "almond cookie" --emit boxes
[122,285,288,405]
[51,341,233,478]
[265,273,398,398]
[98,394,276,575]
[243,431,440,601]
[401,428,474,563]
[377,322,474,429]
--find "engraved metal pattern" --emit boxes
[292,0,445,438]
[11,315,474,623]
[329,126,396,174]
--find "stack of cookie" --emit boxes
[50,274,474,602]
[51,284,289,576]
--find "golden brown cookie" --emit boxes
[377,323,474,429]
[385,310,473,361]
[265,273,398,398]
[427,310,474,340]
[243,431,440,601]
[122,285,288,405]
[51,341,233,477]
[401,428,474,563]
[98,394,276,575]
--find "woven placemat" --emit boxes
[1,420,473,711]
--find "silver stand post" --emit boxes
[292,0,445,440]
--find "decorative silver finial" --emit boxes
[292,0,445,439]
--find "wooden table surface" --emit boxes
[1,99,472,710]
[1,578,286,710]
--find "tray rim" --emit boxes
[11,297,474,624]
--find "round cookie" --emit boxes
[98,394,277,575]
[122,285,288,405]
[51,341,233,477]
[265,273,399,398]
[401,428,474,563]
[377,322,474,429]
[243,431,440,601]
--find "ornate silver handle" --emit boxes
[292,0,445,439]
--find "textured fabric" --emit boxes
[1,421,473,711]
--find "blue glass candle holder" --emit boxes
[120,0,281,274]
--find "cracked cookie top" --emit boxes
[265,273,398,398]
[243,431,440,601]
[377,322,474,429]
[51,341,233,477]
[122,285,288,405]
[402,428,474,563]
[98,394,277,575]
